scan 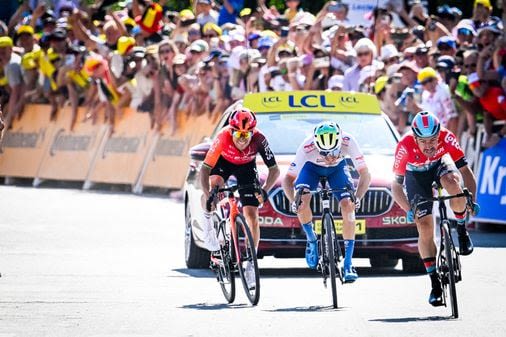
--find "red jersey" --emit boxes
[203,126,277,168]
[393,128,466,176]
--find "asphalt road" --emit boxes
[0,185,505,337]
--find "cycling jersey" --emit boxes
[393,128,467,176]
[203,126,277,169]
[287,132,367,177]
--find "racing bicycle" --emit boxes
[206,184,261,305]
[295,177,355,309]
[413,187,474,319]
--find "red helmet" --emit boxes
[228,107,257,132]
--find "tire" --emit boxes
[184,202,210,269]
[213,214,235,303]
[402,256,426,274]
[323,212,338,309]
[370,256,399,269]
[442,221,458,318]
[234,214,260,305]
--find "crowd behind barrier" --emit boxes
[0,0,506,194]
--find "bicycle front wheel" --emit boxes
[323,212,338,309]
[212,214,235,303]
[234,214,260,305]
[442,221,458,318]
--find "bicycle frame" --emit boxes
[214,190,242,267]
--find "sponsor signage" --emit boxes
[37,107,108,181]
[140,114,216,189]
[0,104,56,178]
[244,91,380,114]
[475,139,506,224]
[87,108,155,185]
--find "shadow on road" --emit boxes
[180,303,249,310]
[264,305,349,312]
[173,266,423,279]
[369,315,454,323]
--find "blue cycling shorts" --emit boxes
[294,161,354,201]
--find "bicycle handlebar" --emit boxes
[412,188,474,211]
[206,183,262,212]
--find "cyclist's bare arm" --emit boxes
[355,167,371,201]
[282,173,296,203]
[459,165,477,203]
[200,165,212,202]
[263,165,280,192]
[392,175,411,212]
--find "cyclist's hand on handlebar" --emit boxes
[471,202,480,216]
[255,188,269,204]
[406,210,415,223]
[354,197,361,210]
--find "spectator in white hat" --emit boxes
[343,38,381,92]
[327,74,344,91]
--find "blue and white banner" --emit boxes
[474,138,506,224]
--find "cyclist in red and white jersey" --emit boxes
[391,111,480,307]
[200,107,280,287]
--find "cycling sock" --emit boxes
[454,209,467,227]
[423,257,436,274]
[343,239,355,269]
[302,222,316,242]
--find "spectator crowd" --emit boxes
[0,0,505,145]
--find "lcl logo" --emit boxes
[340,96,359,104]
[262,96,282,107]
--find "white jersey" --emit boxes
[287,132,367,176]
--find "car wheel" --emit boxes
[184,201,210,269]
[369,256,399,269]
[402,256,425,274]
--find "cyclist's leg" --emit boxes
[203,158,231,251]
[294,162,320,268]
[234,161,261,250]
[437,158,473,255]
[405,169,442,305]
[327,162,357,281]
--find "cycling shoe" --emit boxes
[429,287,444,307]
[305,240,318,269]
[343,266,358,283]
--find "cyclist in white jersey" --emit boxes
[282,121,371,282]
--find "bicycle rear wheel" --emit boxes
[323,212,338,309]
[442,221,458,318]
[234,214,260,305]
[213,214,235,303]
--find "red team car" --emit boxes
[184,91,423,272]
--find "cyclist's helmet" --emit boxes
[313,121,342,152]
[412,111,441,138]
[228,107,257,131]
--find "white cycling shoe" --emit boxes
[203,227,220,252]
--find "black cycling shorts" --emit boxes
[210,156,260,207]
[405,158,456,218]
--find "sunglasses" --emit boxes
[203,34,216,38]
[319,149,339,157]
[159,49,172,54]
[421,77,435,85]
[232,130,253,139]
[464,63,477,68]
[357,51,370,57]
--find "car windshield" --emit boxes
[257,112,398,155]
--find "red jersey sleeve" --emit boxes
[441,129,465,163]
[393,137,410,176]
[203,129,225,169]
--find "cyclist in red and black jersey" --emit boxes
[200,107,280,259]
[391,111,480,307]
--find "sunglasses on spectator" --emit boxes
[384,57,398,65]
[188,30,200,35]
[457,28,473,36]
[159,48,173,54]
[232,130,253,139]
[438,45,453,51]
[464,63,477,69]
[421,77,435,85]
[203,34,217,38]
[357,51,370,57]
